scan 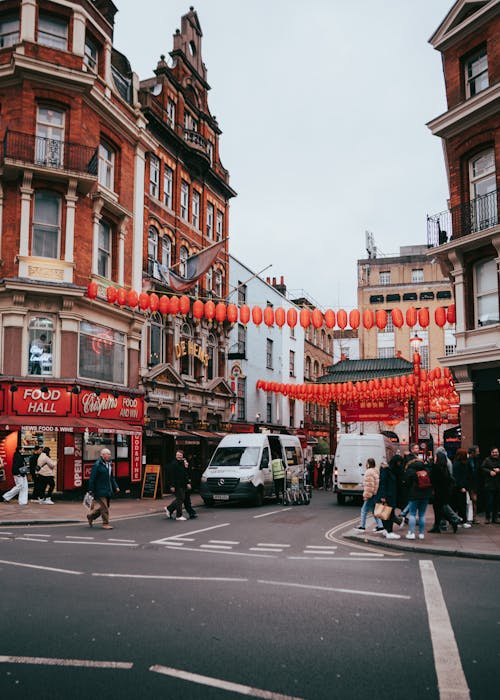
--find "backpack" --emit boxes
[416,469,432,490]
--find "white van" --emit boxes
[334,433,398,504]
[200,433,304,506]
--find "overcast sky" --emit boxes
[115,0,453,308]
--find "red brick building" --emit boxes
[426,0,500,449]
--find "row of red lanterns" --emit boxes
[87,283,456,329]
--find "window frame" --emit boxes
[37,13,68,50]
[216,210,224,241]
[266,338,273,369]
[192,190,200,229]
[379,271,391,285]
[0,14,20,47]
[36,106,65,168]
[32,190,61,259]
[465,47,488,98]
[163,166,173,208]
[167,99,176,129]
[180,180,189,221]
[474,257,499,327]
[289,350,295,377]
[78,321,126,384]
[28,316,54,377]
[97,219,112,279]
[411,268,424,283]
[84,35,98,72]
[98,141,115,191]
[206,202,214,239]
[149,155,160,198]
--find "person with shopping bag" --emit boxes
[354,458,384,533]
[1,447,29,505]
[375,454,403,540]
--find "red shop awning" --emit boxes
[0,415,142,436]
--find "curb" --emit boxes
[0,519,81,526]
[345,533,500,561]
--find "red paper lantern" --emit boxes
[179,295,190,316]
[349,309,360,330]
[169,296,180,315]
[362,309,374,330]
[300,308,311,329]
[117,288,127,307]
[287,308,297,328]
[418,307,430,328]
[215,302,227,323]
[204,300,216,321]
[275,308,286,328]
[227,304,238,324]
[324,309,336,329]
[252,305,263,326]
[435,307,447,327]
[406,307,417,328]
[106,286,117,304]
[149,293,159,313]
[312,309,323,329]
[193,299,204,320]
[375,309,387,330]
[337,309,347,330]
[127,290,139,309]
[391,308,404,328]
[139,292,150,311]
[447,304,456,324]
[159,295,169,315]
[264,306,274,327]
[239,304,250,325]
[87,281,98,299]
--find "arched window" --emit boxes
[214,270,223,298]
[313,360,319,379]
[305,356,311,380]
[32,191,61,258]
[207,332,216,380]
[180,322,193,375]
[149,313,165,367]
[148,226,159,277]
[206,268,213,294]
[179,246,188,277]
[162,236,172,269]
[28,317,54,376]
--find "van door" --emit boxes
[260,446,273,495]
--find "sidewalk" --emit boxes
[1,495,499,560]
[345,519,500,560]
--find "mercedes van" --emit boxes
[334,433,398,504]
[200,433,304,506]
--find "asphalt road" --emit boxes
[0,491,497,699]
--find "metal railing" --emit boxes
[427,189,499,247]
[3,130,98,175]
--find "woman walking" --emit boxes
[376,454,403,539]
[354,458,384,533]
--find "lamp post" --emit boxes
[409,333,423,445]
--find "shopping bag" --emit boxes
[374,503,392,520]
[82,492,94,510]
[466,492,473,523]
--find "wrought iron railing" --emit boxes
[3,130,98,175]
[427,189,499,247]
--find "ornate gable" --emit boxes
[429,0,496,49]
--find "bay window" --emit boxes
[32,191,61,259]
[79,321,125,384]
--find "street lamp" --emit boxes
[409,333,423,445]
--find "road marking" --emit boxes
[349,552,384,557]
[0,655,132,669]
[22,533,50,538]
[150,664,304,699]
[253,509,292,519]
[151,522,230,544]
[0,531,13,535]
[419,560,470,700]
[164,545,276,558]
[15,537,50,543]
[200,544,233,550]
[288,556,408,562]
[108,538,136,543]
[93,573,247,582]
[209,540,240,545]
[65,536,94,540]
[0,559,82,575]
[257,543,291,547]
[258,579,411,599]
[325,522,404,557]
[305,545,337,550]
[162,540,184,546]
[249,547,283,553]
[53,540,138,547]
[0,536,10,540]
[302,550,336,555]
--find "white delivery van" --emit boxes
[200,433,304,506]
[334,433,398,504]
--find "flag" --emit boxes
[158,240,226,293]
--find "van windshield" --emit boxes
[210,446,260,468]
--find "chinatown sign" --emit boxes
[79,391,144,422]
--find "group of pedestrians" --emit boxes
[307,458,334,491]
[1,446,56,505]
[355,443,500,539]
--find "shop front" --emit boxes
[0,382,144,496]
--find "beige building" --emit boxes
[357,245,455,368]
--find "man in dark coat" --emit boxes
[165,450,192,521]
[405,459,433,540]
[87,448,119,529]
[377,454,402,539]
[481,447,500,524]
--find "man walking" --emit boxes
[2,447,28,505]
[271,455,285,503]
[166,450,191,521]
[87,448,119,529]
[481,446,500,524]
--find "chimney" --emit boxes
[274,275,287,296]
[272,277,276,286]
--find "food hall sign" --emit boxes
[12,386,72,416]
[79,391,144,421]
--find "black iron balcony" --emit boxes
[427,189,499,247]
[3,130,98,176]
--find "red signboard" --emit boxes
[130,434,142,482]
[342,405,405,422]
[12,385,73,417]
[79,391,144,422]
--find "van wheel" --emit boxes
[337,493,346,505]
[254,488,264,507]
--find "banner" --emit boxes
[158,240,225,292]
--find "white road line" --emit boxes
[325,521,404,557]
[257,543,291,547]
[0,559,82,575]
[301,550,336,555]
[150,664,304,700]
[0,536,10,540]
[65,536,94,540]
[200,544,233,550]
[288,556,408,562]
[22,533,50,538]
[305,545,337,550]
[253,509,292,519]
[15,537,50,543]
[108,538,136,543]
[419,560,470,700]
[249,547,283,553]
[0,531,13,535]
[209,540,240,545]
[0,655,132,669]
[258,579,411,600]
[93,574,247,582]
[349,552,384,557]
[151,522,230,544]
[53,540,138,547]
[164,545,276,558]
[162,541,184,546]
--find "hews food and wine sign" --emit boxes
[79,391,144,422]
